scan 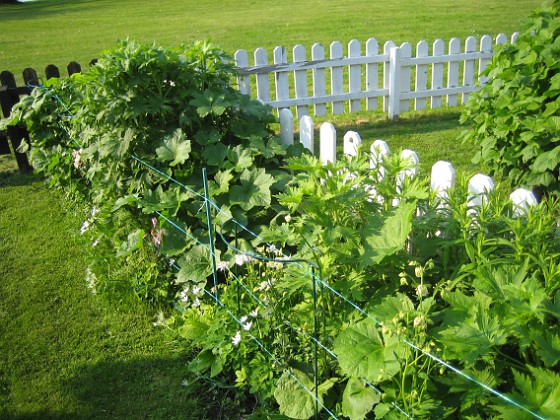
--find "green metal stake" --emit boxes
[312,265,319,419]
[202,168,219,304]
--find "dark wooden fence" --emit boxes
[0,61,92,172]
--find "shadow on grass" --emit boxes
[5,356,206,419]
[0,0,114,21]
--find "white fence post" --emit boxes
[468,174,494,213]
[279,108,294,146]
[370,139,390,179]
[299,115,315,154]
[394,149,419,205]
[510,188,538,217]
[431,161,456,202]
[320,122,337,165]
[343,131,362,158]
[388,46,401,119]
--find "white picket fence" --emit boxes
[278,110,538,214]
[234,33,518,119]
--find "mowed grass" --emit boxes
[0,173,205,419]
[1,0,541,78]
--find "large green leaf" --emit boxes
[333,319,400,383]
[229,167,274,211]
[360,202,415,266]
[176,245,215,283]
[116,229,144,257]
[531,145,560,173]
[156,129,192,166]
[274,369,318,419]
[341,377,380,419]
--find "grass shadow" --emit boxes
[0,0,114,21]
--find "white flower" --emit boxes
[240,315,248,323]
[191,286,202,295]
[217,260,229,271]
[192,298,201,308]
[235,253,254,266]
[85,267,97,294]
[242,321,253,331]
[267,244,277,254]
[250,309,258,318]
[91,239,99,247]
[80,219,91,235]
[179,288,189,302]
[231,331,241,346]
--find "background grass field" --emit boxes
[0,0,543,417]
[1,0,541,78]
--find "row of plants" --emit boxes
[2,2,559,417]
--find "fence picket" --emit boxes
[468,174,494,209]
[478,35,493,86]
[23,68,39,86]
[399,42,412,113]
[383,41,396,113]
[320,122,336,164]
[274,47,289,111]
[431,39,445,109]
[415,40,429,111]
[254,48,271,103]
[279,108,294,146]
[234,49,251,95]
[343,131,362,157]
[495,33,508,45]
[366,38,379,111]
[293,44,309,118]
[45,64,60,80]
[311,43,327,117]
[330,41,344,115]
[431,161,456,201]
[510,188,538,216]
[299,115,314,154]
[348,40,362,113]
[462,36,478,104]
[447,38,461,107]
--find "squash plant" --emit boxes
[461,0,560,199]
[9,39,304,302]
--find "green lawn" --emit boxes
[1,0,541,79]
[0,172,207,418]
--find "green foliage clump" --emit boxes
[9,39,302,304]
[168,149,560,418]
[461,0,560,198]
